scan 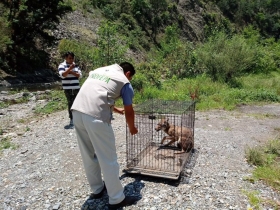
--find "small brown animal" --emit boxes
[155,118,193,154]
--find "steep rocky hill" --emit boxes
[0,0,220,87]
[54,0,215,43]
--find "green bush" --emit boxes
[136,62,162,89]
[194,31,279,85]
[246,147,266,166]
[265,139,280,156]
[130,72,147,92]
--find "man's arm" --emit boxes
[61,64,75,77]
[114,106,124,114]
[121,83,138,135]
[69,71,81,78]
[124,104,138,135]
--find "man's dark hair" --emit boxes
[64,51,75,58]
[120,62,135,76]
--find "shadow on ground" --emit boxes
[121,148,200,187]
[81,179,144,210]
[80,148,199,209]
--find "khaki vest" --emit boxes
[71,64,130,124]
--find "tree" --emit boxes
[0,3,12,53]
[0,0,72,73]
[149,0,167,43]
[97,21,127,66]
[2,0,72,45]
[215,0,280,39]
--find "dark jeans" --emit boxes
[64,89,79,120]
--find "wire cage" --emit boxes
[124,99,195,180]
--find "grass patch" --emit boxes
[8,88,29,95]
[0,137,17,151]
[13,96,30,104]
[35,100,66,114]
[132,71,280,111]
[240,72,280,91]
[34,90,67,114]
[17,119,25,123]
[274,127,280,132]
[248,113,278,119]
[244,139,280,208]
[2,68,279,117]
[245,139,280,192]
[242,190,261,210]
[253,166,280,191]
[0,101,9,108]
[0,93,31,108]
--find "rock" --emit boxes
[52,203,61,210]
[3,132,17,138]
[0,109,7,115]
[45,204,51,209]
[29,96,36,101]
[17,132,25,136]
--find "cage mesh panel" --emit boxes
[126,100,195,179]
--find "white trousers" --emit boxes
[72,110,125,204]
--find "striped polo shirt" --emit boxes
[58,61,82,90]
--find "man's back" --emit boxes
[71,64,129,124]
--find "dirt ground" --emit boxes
[0,100,280,210]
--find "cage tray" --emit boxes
[124,144,191,180]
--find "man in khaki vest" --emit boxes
[71,62,138,209]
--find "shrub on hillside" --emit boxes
[195,31,279,85]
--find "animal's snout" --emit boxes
[155,126,161,131]
[155,123,163,131]
[155,119,168,131]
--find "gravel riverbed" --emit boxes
[0,96,280,210]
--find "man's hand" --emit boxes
[114,107,125,115]
[69,70,81,78]
[129,126,138,135]
[62,63,75,77]
[69,63,75,70]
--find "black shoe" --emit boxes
[89,184,107,199]
[108,196,139,210]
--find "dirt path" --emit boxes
[0,100,280,210]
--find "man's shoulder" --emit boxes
[58,61,67,66]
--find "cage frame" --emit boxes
[123,99,195,180]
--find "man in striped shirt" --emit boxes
[58,52,82,127]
